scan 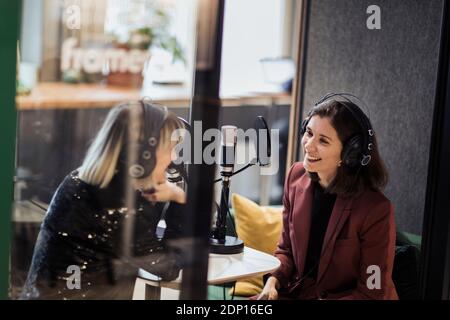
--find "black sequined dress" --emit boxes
[20,170,184,299]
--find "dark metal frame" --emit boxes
[419,0,450,300]
[287,0,311,168]
[0,1,21,300]
[179,0,225,299]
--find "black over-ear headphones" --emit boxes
[124,100,168,179]
[300,92,374,169]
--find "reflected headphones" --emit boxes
[122,100,168,179]
[300,92,374,169]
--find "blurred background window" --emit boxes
[221,0,295,96]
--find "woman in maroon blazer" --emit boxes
[259,94,398,300]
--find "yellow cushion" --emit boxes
[229,193,283,297]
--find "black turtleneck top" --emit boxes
[303,182,337,280]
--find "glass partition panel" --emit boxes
[12,0,197,300]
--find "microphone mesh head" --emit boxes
[221,126,237,146]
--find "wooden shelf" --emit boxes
[16,82,291,110]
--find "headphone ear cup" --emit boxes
[134,146,157,179]
[129,164,145,179]
[341,135,363,168]
[124,140,157,179]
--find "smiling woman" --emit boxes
[259,94,397,300]
[301,98,388,197]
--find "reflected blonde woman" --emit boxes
[21,101,186,300]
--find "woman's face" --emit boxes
[301,115,343,181]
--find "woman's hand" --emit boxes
[257,276,279,300]
[141,181,186,204]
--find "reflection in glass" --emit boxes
[19,101,186,299]
[13,0,195,300]
[12,0,298,300]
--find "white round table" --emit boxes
[136,246,280,299]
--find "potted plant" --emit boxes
[106,8,185,88]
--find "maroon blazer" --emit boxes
[271,162,398,300]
